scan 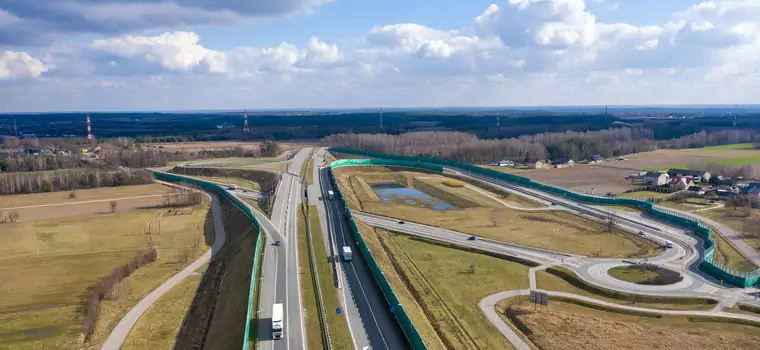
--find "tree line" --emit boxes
[0,169,154,195]
[321,129,760,163]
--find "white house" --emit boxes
[643,171,669,186]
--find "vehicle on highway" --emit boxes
[468,236,477,241]
[275,240,281,246]
[550,202,556,205]
[637,230,646,237]
[272,303,284,339]
[327,190,335,200]
[342,246,353,262]
[665,240,674,249]
[228,184,237,190]
[398,220,405,224]
[242,189,248,193]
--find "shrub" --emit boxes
[441,179,464,187]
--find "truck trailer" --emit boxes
[327,190,335,200]
[342,246,352,262]
[272,303,283,339]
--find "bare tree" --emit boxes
[110,201,118,213]
[468,263,476,274]
[68,191,76,199]
[604,209,617,233]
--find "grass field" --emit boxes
[624,190,671,199]
[121,275,201,350]
[536,266,716,311]
[496,297,760,350]
[701,143,757,150]
[183,175,261,191]
[297,205,323,350]
[335,166,660,258]
[607,266,661,284]
[518,164,638,194]
[308,206,355,349]
[704,223,759,272]
[0,197,212,349]
[0,184,174,209]
[354,220,446,349]
[698,207,760,253]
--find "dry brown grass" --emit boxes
[145,141,313,153]
[354,220,446,350]
[518,165,638,194]
[497,298,760,350]
[121,275,202,350]
[335,167,659,258]
[0,184,175,209]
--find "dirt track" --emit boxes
[6,195,177,222]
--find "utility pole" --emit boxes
[157,214,163,235]
[193,224,197,248]
[380,108,383,129]
[13,119,17,136]
[243,110,250,132]
[496,108,500,127]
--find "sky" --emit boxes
[1,0,760,112]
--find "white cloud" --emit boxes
[0,51,50,80]
[6,0,760,111]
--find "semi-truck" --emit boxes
[327,190,335,200]
[272,303,283,339]
[342,246,352,262]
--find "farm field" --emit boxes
[334,166,660,258]
[144,141,313,153]
[517,165,639,194]
[0,195,212,349]
[0,184,174,209]
[599,145,760,172]
[496,297,760,350]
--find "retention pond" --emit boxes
[371,183,455,210]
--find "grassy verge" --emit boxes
[607,266,660,284]
[536,266,716,310]
[203,197,258,350]
[0,184,175,209]
[183,176,261,191]
[699,207,760,257]
[308,206,353,349]
[706,224,758,272]
[248,235,265,350]
[121,275,202,349]
[0,198,212,349]
[353,221,445,349]
[496,297,760,350]
[726,303,760,317]
[389,231,530,350]
[298,205,323,349]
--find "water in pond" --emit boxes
[371,183,455,210]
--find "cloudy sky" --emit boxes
[1,0,759,112]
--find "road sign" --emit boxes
[529,290,549,306]
[336,308,342,314]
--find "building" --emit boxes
[491,160,515,167]
[687,186,706,196]
[670,176,693,190]
[589,154,604,163]
[528,160,551,169]
[741,182,760,204]
[551,158,574,168]
[666,169,711,183]
[643,171,669,186]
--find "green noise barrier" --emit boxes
[325,167,428,350]
[151,171,264,350]
[328,147,760,288]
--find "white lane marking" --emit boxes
[332,195,388,350]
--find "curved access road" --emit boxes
[102,188,227,350]
[480,288,760,350]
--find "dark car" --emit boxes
[274,241,281,246]
[550,202,557,205]
[468,236,477,241]
[637,231,646,237]
[398,220,405,224]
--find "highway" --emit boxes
[327,159,760,346]
[313,148,409,350]
[253,148,311,350]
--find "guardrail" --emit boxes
[326,165,428,350]
[327,147,760,288]
[151,171,264,350]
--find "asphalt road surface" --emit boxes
[317,163,409,350]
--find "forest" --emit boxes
[321,129,760,163]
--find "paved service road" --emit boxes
[318,162,409,350]
[102,189,227,350]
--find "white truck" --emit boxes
[342,246,352,262]
[228,184,237,190]
[327,190,335,200]
[272,303,283,339]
